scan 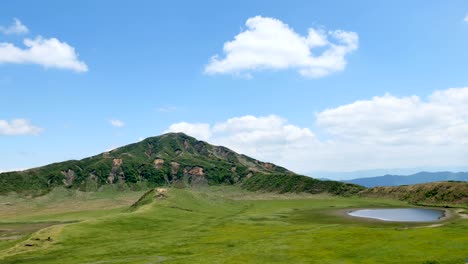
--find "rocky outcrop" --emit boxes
[183,140,190,150]
[154,158,165,169]
[213,146,232,159]
[61,169,75,186]
[113,159,123,167]
[170,162,180,175]
[107,159,124,184]
[184,166,207,186]
[262,162,275,170]
[156,188,168,198]
[188,166,204,176]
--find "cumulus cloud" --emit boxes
[0,19,87,72]
[109,119,125,128]
[0,119,43,135]
[316,88,468,145]
[166,122,212,141]
[205,16,358,78]
[0,18,28,35]
[166,115,318,171]
[165,88,468,173]
[0,36,88,72]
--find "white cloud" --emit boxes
[316,88,468,145]
[0,36,88,72]
[205,16,358,78]
[166,115,318,171]
[464,14,468,22]
[0,168,27,173]
[0,19,87,72]
[164,88,468,173]
[0,119,43,136]
[166,122,212,141]
[109,119,125,128]
[0,18,28,35]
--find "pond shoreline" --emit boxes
[336,207,453,223]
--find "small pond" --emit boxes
[348,208,445,222]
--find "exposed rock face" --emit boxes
[231,166,237,173]
[170,162,180,175]
[156,188,167,194]
[61,169,75,186]
[183,140,190,150]
[108,159,124,184]
[262,162,275,170]
[113,159,123,167]
[154,158,165,169]
[184,166,207,186]
[246,172,253,179]
[213,146,232,159]
[155,188,168,198]
[188,166,204,176]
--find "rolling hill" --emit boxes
[360,181,468,205]
[0,132,363,196]
[345,171,468,187]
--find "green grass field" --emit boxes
[0,187,466,263]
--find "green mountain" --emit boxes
[0,132,363,195]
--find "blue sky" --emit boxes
[1,1,468,178]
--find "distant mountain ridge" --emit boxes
[0,133,363,196]
[344,171,468,188]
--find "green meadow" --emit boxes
[0,187,466,264]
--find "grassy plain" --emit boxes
[0,186,466,263]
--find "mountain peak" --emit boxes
[0,132,291,194]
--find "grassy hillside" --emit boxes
[0,133,289,194]
[360,181,468,206]
[0,187,466,263]
[243,173,364,195]
[0,133,362,197]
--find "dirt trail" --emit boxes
[414,223,444,228]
